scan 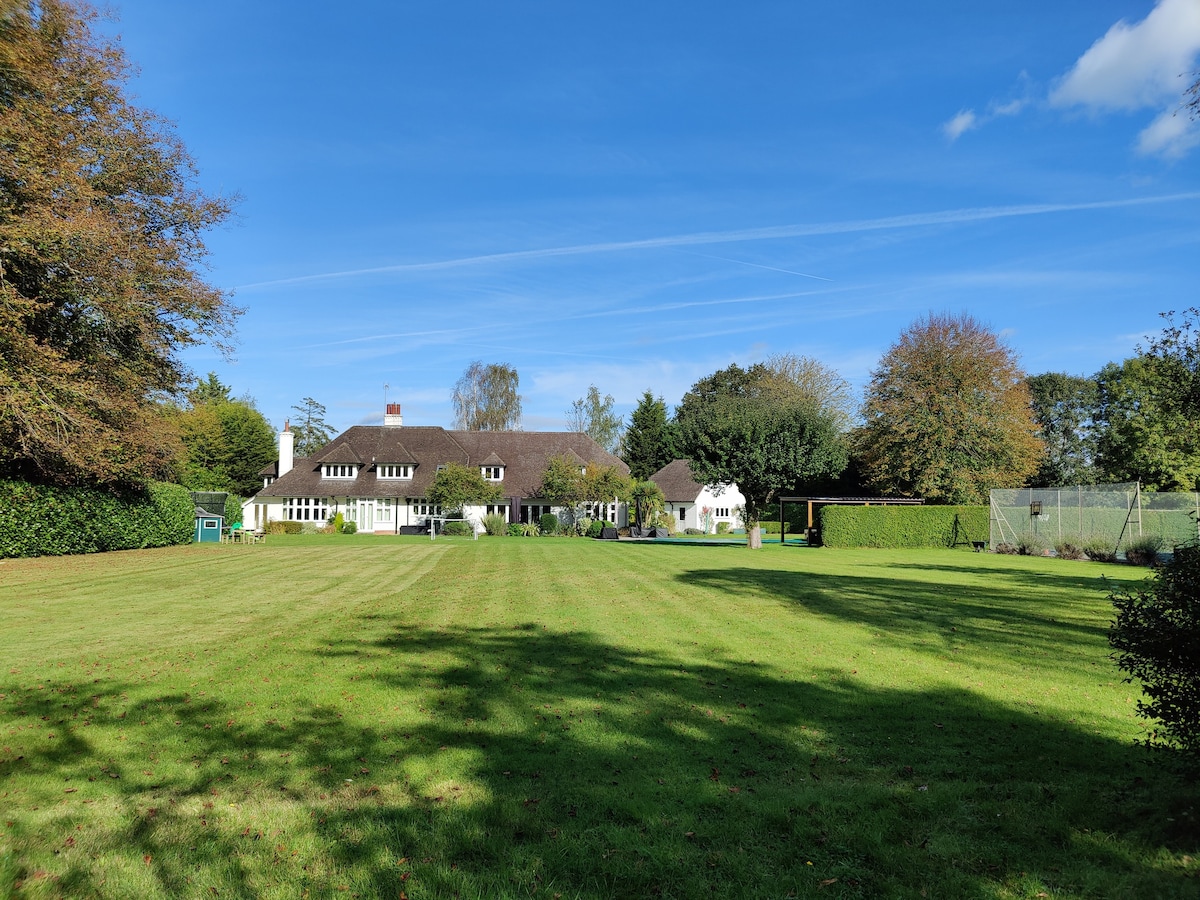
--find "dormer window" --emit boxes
[323,464,358,478]
[378,464,413,479]
[481,466,503,481]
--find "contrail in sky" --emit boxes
[237,192,1200,290]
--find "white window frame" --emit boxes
[481,466,504,481]
[322,464,358,479]
[377,464,413,480]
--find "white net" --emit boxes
[989,483,1199,556]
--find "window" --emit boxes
[377,498,393,522]
[378,464,412,479]
[716,507,731,517]
[481,466,503,481]
[410,499,441,517]
[263,475,275,487]
[284,497,330,522]
[485,504,508,521]
[322,464,358,478]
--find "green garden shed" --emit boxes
[193,506,224,543]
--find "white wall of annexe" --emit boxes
[241,495,626,534]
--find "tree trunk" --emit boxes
[748,525,762,549]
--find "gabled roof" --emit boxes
[313,442,363,465]
[252,425,627,501]
[649,459,705,503]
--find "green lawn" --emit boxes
[0,537,1195,898]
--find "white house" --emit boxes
[649,459,745,533]
[243,404,630,533]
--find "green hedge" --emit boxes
[0,480,194,558]
[819,505,988,549]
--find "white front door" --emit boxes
[361,500,375,533]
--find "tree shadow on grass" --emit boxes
[673,564,1118,674]
[2,623,1197,898]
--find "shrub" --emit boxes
[586,519,604,539]
[1125,534,1166,567]
[0,480,193,558]
[300,522,320,535]
[1085,537,1118,563]
[341,521,357,534]
[482,513,506,536]
[1016,531,1049,556]
[1109,542,1200,760]
[1055,541,1087,560]
[684,527,703,535]
[659,513,676,535]
[330,512,345,533]
[716,521,731,534]
[819,505,989,549]
[266,521,302,535]
[507,523,523,537]
[761,520,781,535]
[539,513,559,535]
[519,522,541,537]
[994,542,1018,555]
[442,520,472,536]
[576,517,594,537]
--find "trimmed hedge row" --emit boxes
[819,505,988,549]
[0,480,194,558]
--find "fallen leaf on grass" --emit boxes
[819,879,837,887]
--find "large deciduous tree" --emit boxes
[622,390,678,481]
[566,385,623,454]
[676,363,847,548]
[764,352,856,433]
[1026,372,1099,487]
[0,0,237,487]
[452,361,522,431]
[1094,357,1200,492]
[854,313,1042,504]
[167,373,276,497]
[537,454,632,530]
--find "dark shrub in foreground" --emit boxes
[1110,543,1200,760]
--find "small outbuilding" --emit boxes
[193,506,224,543]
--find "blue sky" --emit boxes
[100,0,1200,433]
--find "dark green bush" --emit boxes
[442,521,472,536]
[818,505,988,549]
[684,527,704,535]
[341,521,358,534]
[586,519,604,538]
[539,513,559,535]
[1055,541,1087,560]
[1109,543,1200,760]
[0,480,193,558]
[507,523,523,537]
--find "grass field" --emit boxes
[0,536,1195,898]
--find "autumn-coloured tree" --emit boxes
[854,313,1042,504]
[452,362,522,431]
[0,1,237,486]
[763,353,856,432]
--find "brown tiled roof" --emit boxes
[312,442,363,465]
[252,426,627,501]
[649,459,704,502]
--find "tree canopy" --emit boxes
[291,397,333,457]
[168,373,275,496]
[452,361,522,431]
[566,385,623,454]
[676,363,847,548]
[426,462,503,514]
[1094,357,1200,492]
[0,0,236,487]
[1026,372,1099,487]
[622,390,678,482]
[854,313,1042,504]
[537,454,632,527]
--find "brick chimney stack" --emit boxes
[384,403,403,427]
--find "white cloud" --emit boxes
[1050,0,1200,111]
[943,109,978,141]
[1137,108,1200,157]
[1049,0,1200,157]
